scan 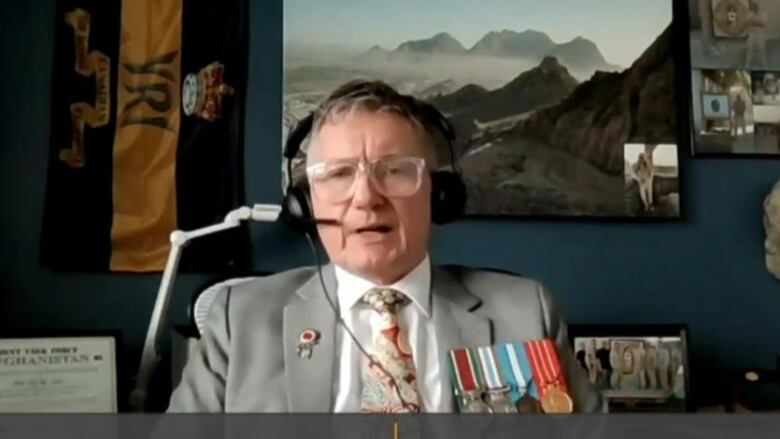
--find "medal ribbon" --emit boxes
[540,339,569,393]
[468,347,487,390]
[477,346,503,390]
[446,350,464,411]
[525,340,551,397]
[449,348,480,394]
[514,343,540,399]
[525,339,568,397]
[496,343,523,403]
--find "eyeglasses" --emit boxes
[306,155,426,203]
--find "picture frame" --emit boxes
[0,330,122,413]
[688,0,780,157]
[567,324,692,412]
[283,0,682,218]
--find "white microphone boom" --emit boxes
[129,204,281,412]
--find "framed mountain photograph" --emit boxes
[283,0,680,218]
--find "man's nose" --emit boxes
[351,172,383,209]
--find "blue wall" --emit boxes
[1,1,778,410]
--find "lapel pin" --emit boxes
[297,329,320,360]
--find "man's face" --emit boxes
[309,110,432,284]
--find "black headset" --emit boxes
[280,96,466,233]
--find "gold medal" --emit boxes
[540,387,573,414]
[525,340,574,414]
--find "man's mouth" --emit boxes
[355,225,393,234]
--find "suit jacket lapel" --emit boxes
[282,264,492,412]
[431,266,492,409]
[283,264,338,412]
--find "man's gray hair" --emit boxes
[305,80,448,168]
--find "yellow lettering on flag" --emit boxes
[111,0,181,271]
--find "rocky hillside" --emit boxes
[433,57,577,120]
[546,37,615,73]
[516,25,675,176]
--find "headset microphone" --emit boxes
[279,208,341,230]
[309,218,340,226]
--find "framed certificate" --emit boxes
[0,332,120,413]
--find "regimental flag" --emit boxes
[41,0,249,272]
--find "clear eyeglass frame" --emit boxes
[305,155,426,202]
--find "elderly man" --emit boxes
[167,80,602,413]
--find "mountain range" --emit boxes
[470,30,554,58]
[362,30,620,73]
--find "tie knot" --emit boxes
[361,288,409,313]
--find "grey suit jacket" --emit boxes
[167,264,603,413]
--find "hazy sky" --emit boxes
[285,0,672,68]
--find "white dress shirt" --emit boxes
[331,255,452,412]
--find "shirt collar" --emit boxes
[335,254,432,318]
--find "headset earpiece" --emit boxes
[430,170,466,225]
[280,184,315,234]
[419,101,466,224]
[281,114,317,234]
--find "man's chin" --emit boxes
[348,230,397,245]
[347,254,402,283]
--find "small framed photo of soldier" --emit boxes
[568,324,691,413]
[691,69,760,155]
[624,143,680,217]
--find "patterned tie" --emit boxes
[359,288,422,413]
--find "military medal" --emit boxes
[516,393,543,414]
[496,343,542,414]
[526,340,574,414]
[484,388,515,413]
[448,348,492,413]
[460,390,492,414]
[512,344,544,414]
[296,329,320,359]
[476,346,516,413]
[540,386,573,414]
